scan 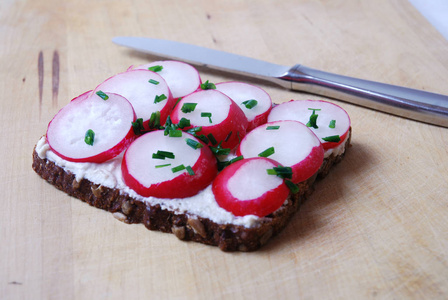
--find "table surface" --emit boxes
[1,0,447,299]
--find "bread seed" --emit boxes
[113,212,127,222]
[91,185,103,198]
[187,218,206,238]
[172,225,186,240]
[121,200,132,215]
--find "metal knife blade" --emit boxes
[113,36,448,127]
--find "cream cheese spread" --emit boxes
[36,134,347,228]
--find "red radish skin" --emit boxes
[94,69,175,129]
[212,157,290,217]
[237,120,324,184]
[47,91,136,163]
[170,89,248,149]
[215,81,272,131]
[122,130,218,198]
[134,61,202,99]
[268,100,351,150]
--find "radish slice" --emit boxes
[46,91,136,163]
[268,100,351,150]
[215,81,272,131]
[94,69,175,129]
[212,157,290,217]
[237,120,324,184]
[134,61,202,99]
[122,130,218,198]
[170,89,248,150]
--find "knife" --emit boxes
[112,36,448,127]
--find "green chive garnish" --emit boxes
[181,103,198,113]
[96,90,109,100]
[152,150,175,159]
[329,120,336,128]
[200,80,216,90]
[266,166,293,179]
[186,138,203,149]
[266,125,280,130]
[285,180,300,194]
[178,118,191,129]
[210,145,231,156]
[201,112,212,123]
[169,130,182,137]
[148,111,161,129]
[172,164,186,173]
[148,79,160,85]
[242,99,258,109]
[186,165,195,176]
[132,118,145,135]
[306,108,321,129]
[155,163,171,169]
[322,135,341,143]
[207,133,218,146]
[148,65,163,72]
[258,147,275,158]
[154,94,167,104]
[84,129,95,146]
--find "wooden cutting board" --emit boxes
[1,0,447,299]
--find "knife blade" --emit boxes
[112,36,448,127]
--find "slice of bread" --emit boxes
[32,130,351,252]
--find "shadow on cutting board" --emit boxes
[258,141,374,253]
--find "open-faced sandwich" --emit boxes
[33,61,351,251]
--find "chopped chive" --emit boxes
[187,126,202,134]
[154,94,167,104]
[329,120,336,128]
[84,129,95,146]
[172,164,186,173]
[186,138,203,149]
[169,129,182,137]
[258,146,275,158]
[224,131,233,142]
[181,103,198,113]
[186,165,195,176]
[306,108,321,129]
[148,111,161,129]
[210,144,231,156]
[200,80,216,90]
[285,180,300,194]
[230,155,244,163]
[95,90,109,100]
[266,166,293,179]
[322,135,341,143]
[178,117,191,129]
[152,153,164,159]
[201,112,212,123]
[155,163,171,169]
[153,150,175,160]
[242,99,258,109]
[266,125,280,130]
[148,79,160,85]
[132,118,145,135]
[207,133,218,146]
[195,134,209,144]
[148,65,163,72]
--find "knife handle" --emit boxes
[278,64,448,127]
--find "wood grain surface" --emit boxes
[1,0,447,299]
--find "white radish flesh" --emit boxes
[122,130,217,198]
[47,91,136,163]
[215,81,272,131]
[135,61,201,99]
[268,100,351,150]
[94,69,174,128]
[170,89,248,149]
[212,157,290,217]
[237,120,324,183]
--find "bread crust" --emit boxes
[32,130,350,251]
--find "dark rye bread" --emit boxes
[32,130,351,252]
